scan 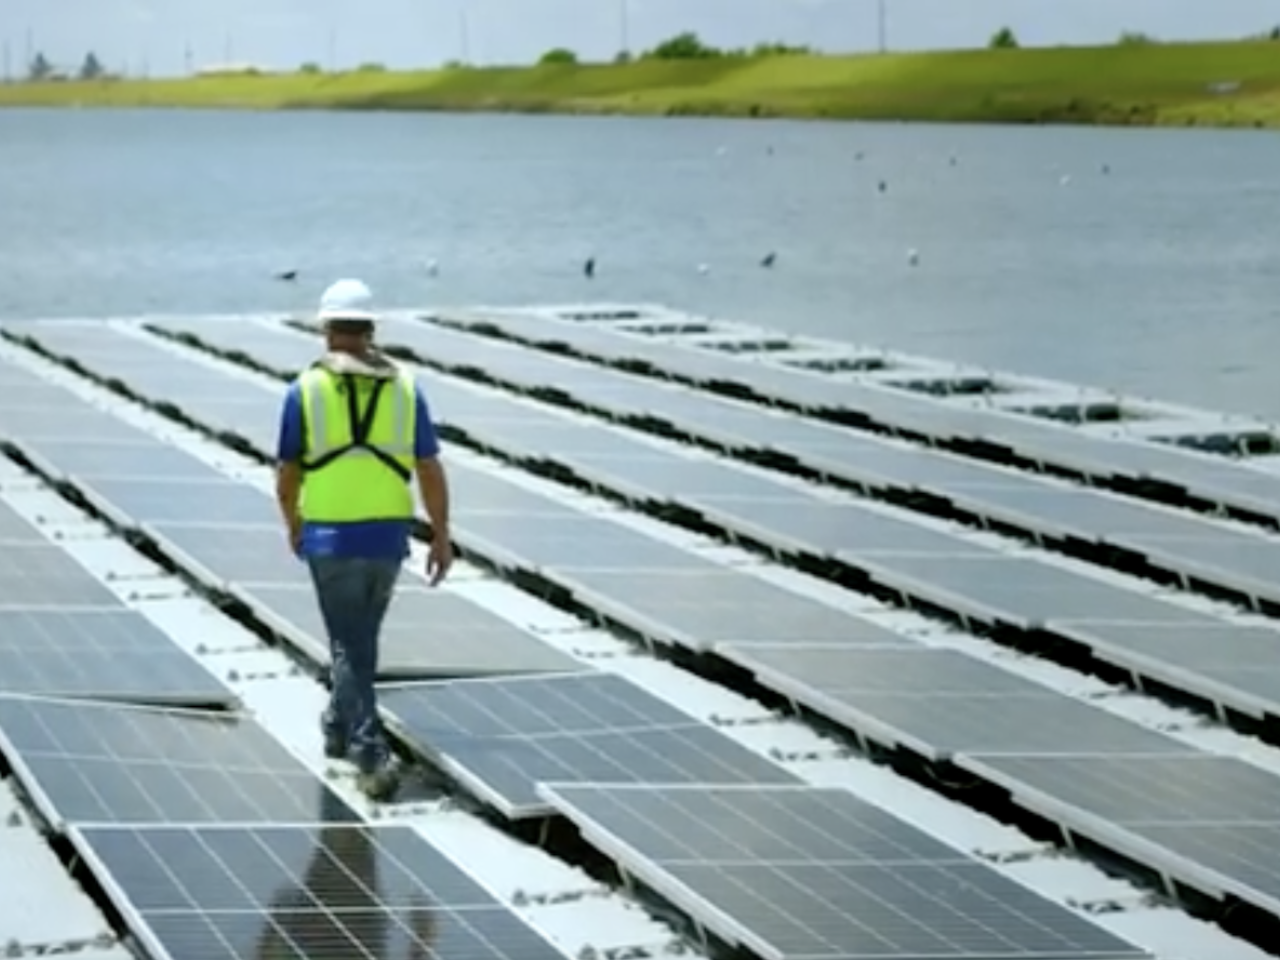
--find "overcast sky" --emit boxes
[2,0,1275,77]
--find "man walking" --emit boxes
[275,278,453,800]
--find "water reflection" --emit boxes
[257,789,438,958]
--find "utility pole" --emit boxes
[619,0,630,58]
[327,26,336,71]
[876,0,887,53]
[457,5,471,64]
[2,41,10,82]
[23,27,32,72]
[184,41,193,75]
[223,32,233,66]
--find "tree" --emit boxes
[1117,31,1155,46]
[750,42,812,57]
[988,27,1018,49]
[1270,25,1280,40]
[355,61,386,72]
[78,51,104,80]
[643,32,722,60]
[27,51,52,81]
[298,61,322,74]
[538,47,577,65]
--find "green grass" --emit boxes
[3,41,1280,127]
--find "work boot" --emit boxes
[321,716,347,761]
[356,760,401,802]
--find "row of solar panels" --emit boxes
[0,357,1151,959]
[445,305,1280,520]
[7,324,1280,935]
[74,315,1280,729]
[366,314,1280,607]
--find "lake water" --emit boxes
[2,108,1279,417]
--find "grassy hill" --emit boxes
[2,41,1279,127]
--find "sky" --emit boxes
[1,0,1276,77]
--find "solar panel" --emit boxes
[71,822,569,960]
[1051,621,1280,669]
[460,416,666,461]
[3,407,146,443]
[541,784,1147,960]
[0,543,123,607]
[959,753,1280,824]
[948,484,1234,542]
[146,521,311,588]
[721,646,1189,760]
[0,501,45,542]
[379,673,799,819]
[154,319,317,374]
[0,608,234,705]
[564,568,867,650]
[0,695,357,827]
[448,462,585,517]
[692,495,991,560]
[17,438,217,480]
[958,753,1280,915]
[241,583,584,677]
[843,552,1210,628]
[79,477,278,526]
[564,451,804,502]
[426,377,561,425]
[0,646,233,706]
[1132,535,1280,602]
[457,511,715,572]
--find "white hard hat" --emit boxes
[318,278,377,323]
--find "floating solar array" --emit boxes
[144,316,1280,723]
[379,672,800,818]
[71,823,570,960]
[542,784,1149,960]
[0,695,358,828]
[436,308,1280,521]
[8,318,1280,949]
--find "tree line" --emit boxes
[989,24,1280,49]
[538,32,811,66]
[15,51,107,82]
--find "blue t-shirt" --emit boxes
[276,379,440,560]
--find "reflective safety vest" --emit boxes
[298,366,417,523]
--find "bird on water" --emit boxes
[584,257,596,279]
[760,252,777,268]
[276,269,299,282]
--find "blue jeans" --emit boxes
[307,556,401,770]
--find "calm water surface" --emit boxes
[1,108,1278,417]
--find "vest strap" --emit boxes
[302,373,412,482]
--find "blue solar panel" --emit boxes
[80,477,279,526]
[0,695,356,827]
[146,521,310,588]
[720,646,1191,760]
[379,673,799,819]
[0,609,234,706]
[958,753,1280,922]
[0,542,122,608]
[72,823,570,960]
[541,784,1148,960]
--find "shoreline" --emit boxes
[2,40,1279,128]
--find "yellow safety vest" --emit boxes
[298,366,417,523]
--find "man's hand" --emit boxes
[426,532,453,586]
